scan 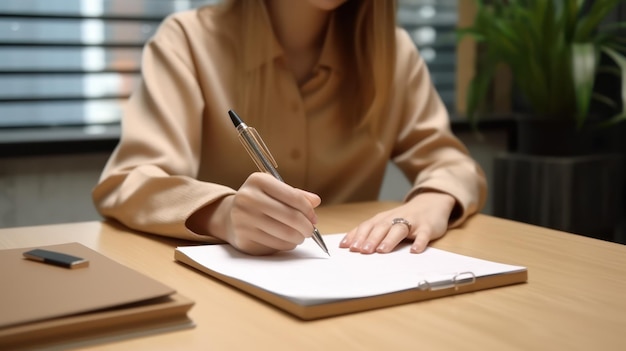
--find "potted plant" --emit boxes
[457,0,626,240]
[458,0,626,156]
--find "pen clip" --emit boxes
[238,127,279,171]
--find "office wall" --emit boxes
[0,131,507,228]
[0,153,109,228]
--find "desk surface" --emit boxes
[1,201,625,350]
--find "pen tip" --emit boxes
[228,109,242,128]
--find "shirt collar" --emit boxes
[243,3,283,72]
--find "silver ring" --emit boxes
[391,218,412,232]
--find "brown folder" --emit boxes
[0,243,194,350]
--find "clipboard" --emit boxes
[175,234,527,320]
[0,243,195,350]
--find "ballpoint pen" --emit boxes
[228,109,330,256]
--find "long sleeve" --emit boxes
[391,30,487,226]
[92,14,235,241]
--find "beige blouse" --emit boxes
[92,5,487,242]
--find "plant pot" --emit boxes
[495,116,625,241]
[493,152,624,241]
[515,117,615,156]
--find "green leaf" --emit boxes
[561,0,584,40]
[596,65,623,77]
[571,43,597,127]
[576,0,623,40]
[596,111,626,128]
[604,42,626,54]
[465,54,499,126]
[592,92,619,108]
[455,28,486,43]
[601,45,626,125]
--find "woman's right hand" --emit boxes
[212,172,321,255]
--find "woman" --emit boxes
[92,0,487,255]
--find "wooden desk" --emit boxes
[1,201,625,350]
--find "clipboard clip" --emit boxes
[417,272,476,291]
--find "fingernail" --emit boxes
[362,243,373,252]
[340,237,349,246]
[376,243,387,252]
[410,245,420,253]
[350,242,361,251]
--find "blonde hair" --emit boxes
[218,0,397,135]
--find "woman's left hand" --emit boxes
[339,191,457,254]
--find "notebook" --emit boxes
[0,243,194,350]
[175,233,527,320]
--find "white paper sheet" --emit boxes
[176,234,526,305]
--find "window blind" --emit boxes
[0,0,457,128]
[398,0,457,110]
[0,0,214,128]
